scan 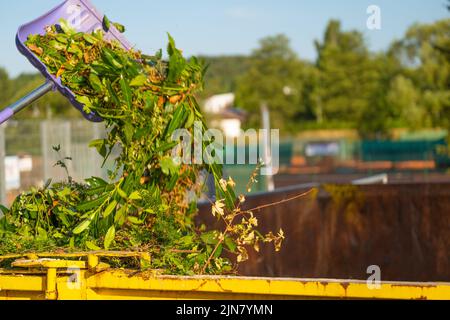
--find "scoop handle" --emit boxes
[0,81,53,125]
[0,108,14,125]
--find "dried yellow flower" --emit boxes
[212,200,225,217]
[219,179,228,191]
[227,177,236,188]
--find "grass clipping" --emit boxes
[0,19,284,275]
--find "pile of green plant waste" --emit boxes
[0,19,284,275]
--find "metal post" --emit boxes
[261,103,275,192]
[0,124,5,207]
[0,82,53,125]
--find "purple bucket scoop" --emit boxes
[15,0,133,122]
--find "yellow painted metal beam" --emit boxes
[0,275,45,292]
[0,251,148,261]
[1,257,449,300]
[12,259,87,269]
[86,272,450,300]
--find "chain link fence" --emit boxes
[1,120,109,206]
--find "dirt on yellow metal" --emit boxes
[0,253,449,300]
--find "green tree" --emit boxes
[358,54,403,139]
[0,68,11,106]
[390,19,450,129]
[387,75,427,128]
[312,20,379,124]
[235,34,307,132]
[199,55,251,100]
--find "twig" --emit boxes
[201,188,315,274]
[244,189,315,213]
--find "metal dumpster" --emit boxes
[0,252,449,300]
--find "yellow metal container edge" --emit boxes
[0,270,449,300]
[1,254,448,300]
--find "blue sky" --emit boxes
[0,0,448,77]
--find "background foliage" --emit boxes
[0,18,448,137]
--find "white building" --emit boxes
[203,93,246,138]
[204,93,236,114]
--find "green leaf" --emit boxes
[103,200,117,218]
[0,205,10,216]
[37,227,48,240]
[129,191,142,201]
[102,48,123,69]
[84,184,115,197]
[73,211,97,234]
[119,75,132,108]
[56,212,70,227]
[165,104,188,138]
[129,74,147,87]
[69,237,75,249]
[113,22,126,33]
[104,226,115,250]
[55,34,68,44]
[185,109,195,129]
[127,216,143,225]
[155,141,178,153]
[83,34,98,45]
[178,235,194,246]
[159,156,179,176]
[86,241,101,251]
[76,96,93,114]
[124,122,134,144]
[224,237,237,253]
[73,219,91,235]
[49,40,66,51]
[103,15,111,31]
[59,19,75,35]
[85,176,108,187]
[201,231,219,245]
[76,193,109,212]
[166,173,179,191]
[117,188,128,200]
[68,45,82,59]
[89,139,107,158]
[105,79,120,105]
[167,33,186,82]
[213,244,223,259]
[57,187,71,199]
[114,206,127,226]
[89,73,104,93]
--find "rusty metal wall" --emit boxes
[197,183,450,282]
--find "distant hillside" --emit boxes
[197,55,251,100]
